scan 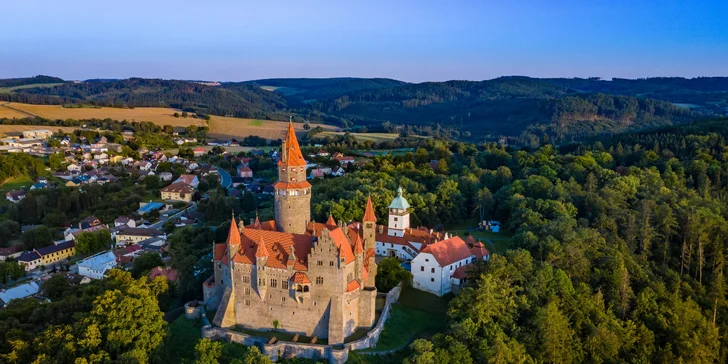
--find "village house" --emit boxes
[160,182,195,202]
[77,251,117,279]
[115,227,164,245]
[22,129,53,139]
[237,165,253,178]
[411,236,480,297]
[0,245,23,261]
[114,216,137,228]
[17,251,42,271]
[5,190,26,203]
[193,147,207,157]
[174,174,199,188]
[149,266,178,281]
[158,171,173,181]
[36,241,77,267]
[113,244,142,264]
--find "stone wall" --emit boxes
[184,300,203,320]
[199,284,403,364]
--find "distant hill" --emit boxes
[1,75,726,142]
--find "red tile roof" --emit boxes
[232,229,312,270]
[278,122,307,167]
[420,236,473,267]
[272,181,312,189]
[246,219,277,231]
[326,215,336,226]
[291,272,311,284]
[214,243,227,261]
[227,217,241,246]
[177,174,198,185]
[452,264,471,280]
[470,242,490,259]
[161,181,194,194]
[149,266,178,281]
[346,280,360,292]
[255,235,269,257]
[329,228,355,265]
[363,196,376,222]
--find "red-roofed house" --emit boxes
[149,266,178,281]
[411,236,477,297]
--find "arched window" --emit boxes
[316,277,324,284]
[297,285,303,292]
[303,285,310,292]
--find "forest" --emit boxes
[3,76,726,143]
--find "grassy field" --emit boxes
[0,83,64,93]
[163,317,250,364]
[446,218,514,254]
[0,102,338,140]
[314,132,405,143]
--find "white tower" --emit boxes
[388,186,411,237]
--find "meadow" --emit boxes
[314,131,412,143]
[0,102,337,140]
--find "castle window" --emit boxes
[431,268,435,273]
[394,217,398,222]
[314,301,317,306]
[245,287,251,295]
[420,266,424,272]
[317,260,323,266]
[270,279,278,288]
[283,281,289,289]
[297,285,303,292]
[281,297,286,303]
[243,276,250,283]
[303,285,310,292]
[329,261,334,266]
[316,277,324,284]
[245,300,251,306]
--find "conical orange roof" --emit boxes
[363,195,376,222]
[255,235,269,258]
[227,215,241,245]
[353,235,364,254]
[278,121,307,167]
[326,215,336,226]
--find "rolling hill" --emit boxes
[1,75,726,142]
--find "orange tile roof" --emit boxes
[363,196,377,222]
[470,242,490,259]
[161,181,194,193]
[353,234,364,254]
[291,272,311,284]
[329,227,355,265]
[227,217,241,245]
[346,280,360,292]
[347,227,363,253]
[232,229,312,270]
[326,215,336,226]
[464,235,477,246]
[246,219,276,231]
[278,122,307,167]
[453,264,471,279]
[273,181,312,189]
[421,236,473,267]
[255,235,269,257]
[214,243,227,260]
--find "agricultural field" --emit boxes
[0,124,77,137]
[0,102,338,140]
[313,131,409,143]
[0,83,64,93]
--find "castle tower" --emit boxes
[254,236,269,298]
[387,187,411,237]
[362,195,378,288]
[274,121,311,234]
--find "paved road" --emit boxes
[217,167,232,189]
[150,203,197,229]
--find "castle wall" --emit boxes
[274,191,311,234]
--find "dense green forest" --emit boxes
[3,76,726,142]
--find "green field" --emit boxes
[248,119,265,126]
[446,218,514,254]
[0,175,33,193]
[314,132,414,143]
[0,83,64,93]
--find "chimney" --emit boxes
[378,225,383,234]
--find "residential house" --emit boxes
[160,182,195,202]
[193,147,207,157]
[114,216,136,228]
[137,201,166,215]
[230,176,247,188]
[22,130,53,139]
[67,163,82,172]
[309,168,325,179]
[113,244,142,263]
[332,153,355,164]
[77,251,117,279]
[332,166,347,177]
[5,190,26,203]
[158,172,173,181]
[17,251,42,271]
[148,266,178,281]
[237,165,253,178]
[411,236,476,297]
[115,227,164,245]
[65,225,108,241]
[0,281,40,307]
[78,216,102,230]
[0,245,23,261]
[174,174,199,188]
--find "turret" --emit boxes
[387,186,411,237]
[255,235,269,298]
[274,121,311,234]
[362,196,378,289]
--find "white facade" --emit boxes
[375,240,420,260]
[387,209,410,237]
[77,251,117,279]
[411,252,475,297]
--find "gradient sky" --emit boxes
[1,0,726,82]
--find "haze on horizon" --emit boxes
[1,0,726,83]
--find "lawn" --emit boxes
[0,175,33,193]
[248,119,265,126]
[232,326,327,345]
[446,218,514,254]
[162,316,252,364]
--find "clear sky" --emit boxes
[1,0,726,82]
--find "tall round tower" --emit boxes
[274,121,311,234]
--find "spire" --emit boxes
[363,195,376,222]
[278,120,306,167]
[326,215,336,226]
[255,235,269,258]
[253,211,261,229]
[353,235,364,254]
[227,214,241,245]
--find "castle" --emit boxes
[204,122,379,344]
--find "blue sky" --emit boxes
[1,0,726,82]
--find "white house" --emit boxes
[411,236,476,297]
[67,163,82,172]
[114,216,137,228]
[158,172,173,181]
[77,251,117,279]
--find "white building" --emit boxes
[411,236,476,297]
[22,130,53,139]
[77,251,117,279]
